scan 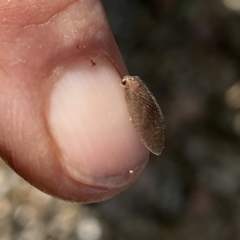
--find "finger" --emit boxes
[0,0,149,202]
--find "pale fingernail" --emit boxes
[47,58,149,188]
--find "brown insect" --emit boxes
[121,75,165,155]
[90,59,96,67]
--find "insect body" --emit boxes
[121,75,165,155]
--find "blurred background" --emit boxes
[1,0,240,239]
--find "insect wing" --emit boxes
[123,76,165,155]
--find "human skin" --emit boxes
[0,0,149,203]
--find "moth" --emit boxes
[121,75,165,155]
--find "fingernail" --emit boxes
[47,57,149,188]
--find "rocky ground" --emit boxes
[1,0,240,239]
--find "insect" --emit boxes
[121,75,165,155]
